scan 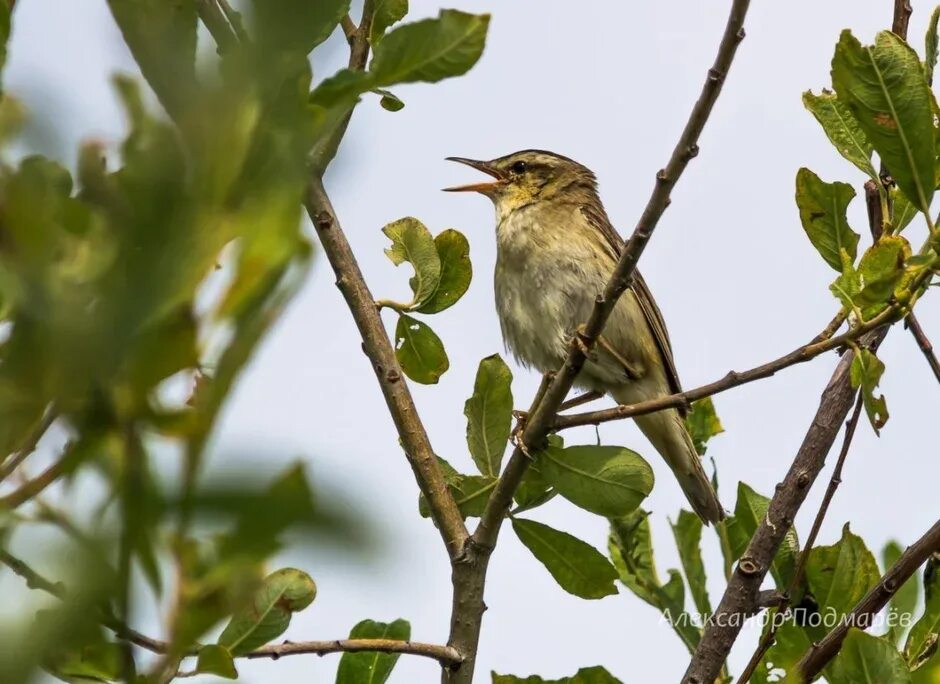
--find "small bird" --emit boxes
[445,149,723,524]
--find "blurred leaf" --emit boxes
[539,444,653,518]
[218,568,316,655]
[394,314,449,384]
[106,0,197,121]
[832,30,936,214]
[336,618,410,684]
[912,649,940,683]
[883,540,920,646]
[418,457,496,519]
[382,217,441,310]
[512,462,554,512]
[512,518,618,600]
[805,523,880,639]
[851,348,889,433]
[906,554,940,670]
[374,89,405,112]
[609,510,700,652]
[491,666,622,683]
[417,229,472,314]
[251,0,349,54]
[802,90,877,180]
[0,1,10,94]
[371,0,409,45]
[684,397,724,456]
[464,354,513,477]
[927,5,940,85]
[725,482,800,591]
[671,510,711,616]
[795,167,860,271]
[829,629,912,684]
[196,644,238,679]
[47,638,127,682]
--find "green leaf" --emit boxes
[724,482,800,590]
[883,540,920,646]
[310,10,489,110]
[608,510,700,652]
[196,644,238,679]
[539,444,653,518]
[382,217,441,310]
[684,397,725,456]
[851,348,889,433]
[513,462,555,512]
[464,354,513,477]
[417,229,472,314]
[795,167,860,271]
[218,568,317,655]
[512,518,618,600]
[927,5,940,86]
[48,639,128,682]
[394,314,449,384]
[671,510,711,616]
[856,235,911,309]
[832,30,937,214]
[752,623,812,684]
[374,89,405,112]
[906,554,940,670]
[251,0,350,54]
[491,666,623,683]
[370,10,490,86]
[802,90,878,180]
[418,457,496,519]
[829,629,912,684]
[806,524,880,638]
[106,0,197,121]
[893,187,920,232]
[371,0,409,45]
[336,619,410,684]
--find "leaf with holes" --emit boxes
[382,217,441,310]
[394,315,449,384]
[851,348,889,433]
[684,397,724,456]
[803,90,877,181]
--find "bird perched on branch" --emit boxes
[445,149,723,524]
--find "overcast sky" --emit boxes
[5,1,940,682]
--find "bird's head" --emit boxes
[444,149,597,214]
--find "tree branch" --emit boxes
[681,327,887,684]
[906,312,940,384]
[554,307,895,431]
[735,392,865,683]
[439,2,752,682]
[0,403,57,483]
[0,446,79,509]
[796,518,940,680]
[246,639,462,665]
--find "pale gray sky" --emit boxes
[5,1,939,682]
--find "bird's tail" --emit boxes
[613,390,724,524]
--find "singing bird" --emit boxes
[445,149,723,524]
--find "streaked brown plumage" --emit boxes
[446,149,724,524]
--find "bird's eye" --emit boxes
[510,160,527,175]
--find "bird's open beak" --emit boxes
[443,157,506,194]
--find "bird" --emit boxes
[444,149,724,524]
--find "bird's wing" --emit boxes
[579,204,685,406]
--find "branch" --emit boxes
[554,307,895,431]
[796,518,940,680]
[441,1,752,682]
[195,0,238,54]
[246,639,462,665]
[906,312,940,384]
[0,548,67,599]
[735,392,865,683]
[0,447,78,509]
[681,327,888,684]
[0,404,57,483]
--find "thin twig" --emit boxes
[0,404,57,483]
[246,639,462,665]
[554,307,895,431]
[796,518,940,680]
[0,446,80,509]
[735,392,865,683]
[0,548,67,599]
[906,312,940,383]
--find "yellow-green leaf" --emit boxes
[795,167,860,271]
[802,90,877,180]
[851,348,889,433]
[382,217,441,311]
